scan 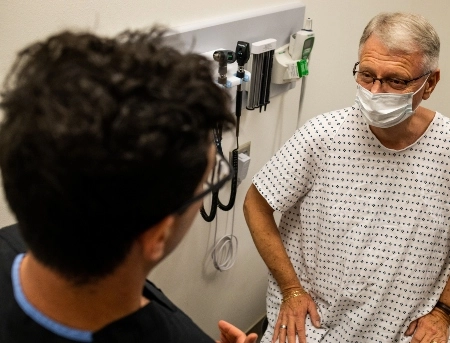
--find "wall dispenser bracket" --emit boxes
[272,18,315,84]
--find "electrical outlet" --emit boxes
[229,141,251,162]
[238,141,251,156]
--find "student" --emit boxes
[0,27,257,343]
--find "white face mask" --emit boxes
[355,78,428,128]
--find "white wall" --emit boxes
[0,0,449,339]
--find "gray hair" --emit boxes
[359,12,440,72]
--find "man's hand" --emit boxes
[272,292,320,343]
[217,320,258,343]
[405,308,450,343]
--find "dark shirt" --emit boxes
[0,224,214,342]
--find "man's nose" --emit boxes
[369,79,385,93]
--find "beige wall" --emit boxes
[0,0,449,339]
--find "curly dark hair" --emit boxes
[0,27,234,283]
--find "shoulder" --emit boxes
[92,280,214,342]
[311,106,354,123]
[296,106,356,148]
[0,224,26,307]
[434,112,450,127]
[427,112,450,143]
[0,226,32,342]
[0,224,27,256]
[302,106,355,135]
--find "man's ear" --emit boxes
[423,69,440,100]
[137,215,176,263]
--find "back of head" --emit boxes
[359,12,440,72]
[0,27,234,283]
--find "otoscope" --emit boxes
[234,41,250,141]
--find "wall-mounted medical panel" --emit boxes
[164,3,306,111]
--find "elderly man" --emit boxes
[244,12,449,343]
[0,27,257,343]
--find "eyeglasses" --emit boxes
[353,62,431,92]
[177,152,234,213]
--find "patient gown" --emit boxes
[253,104,450,343]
